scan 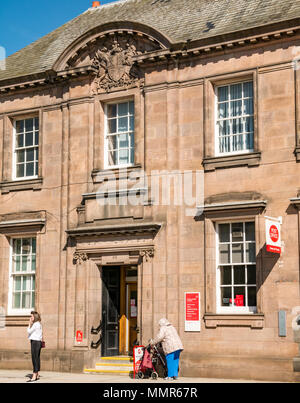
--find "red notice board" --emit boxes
[185,292,201,332]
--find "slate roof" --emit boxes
[1,0,300,83]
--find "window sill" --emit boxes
[204,313,264,329]
[202,152,261,172]
[92,164,142,183]
[0,177,43,194]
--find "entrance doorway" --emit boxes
[101,265,138,357]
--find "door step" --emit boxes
[84,356,134,376]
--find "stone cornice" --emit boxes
[0,23,298,95]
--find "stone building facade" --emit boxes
[0,0,300,381]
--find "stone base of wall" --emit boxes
[181,352,300,383]
[0,349,96,373]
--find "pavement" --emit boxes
[0,369,280,383]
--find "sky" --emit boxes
[0,0,119,57]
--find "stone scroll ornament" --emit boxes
[73,251,88,265]
[91,35,145,92]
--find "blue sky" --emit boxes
[0,0,118,57]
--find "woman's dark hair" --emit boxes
[31,311,41,323]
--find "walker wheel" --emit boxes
[137,371,144,379]
[151,371,158,380]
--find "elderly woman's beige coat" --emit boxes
[152,318,183,355]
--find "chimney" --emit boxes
[92,1,100,7]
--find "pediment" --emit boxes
[55,28,164,92]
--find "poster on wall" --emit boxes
[184,292,201,332]
[265,217,282,254]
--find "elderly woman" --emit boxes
[151,318,183,380]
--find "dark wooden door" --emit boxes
[101,266,120,357]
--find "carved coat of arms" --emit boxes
[92,37,142,92]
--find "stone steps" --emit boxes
[84,356,134,376]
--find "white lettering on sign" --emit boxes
[265,217,281,254]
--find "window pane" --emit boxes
[246,132,254,150]
[230,100,242,117]
[119,149,129,164]
[31,255,36,272]
[246,243,256,263]
[16,150,25,163]
[232,223,243,242]
[34,131,39,146]
[219,224,230,242]
[108,150,118,166]
[34,118,39,131]
[218,119,230,136]
[247,265,256,284]
[232,243,244,263]
[25,132,34,147]
[16,120,24,133]
[26,148,35,162]
[218,86,228,102]
[232,118,243,134]
[14,277,22,291]
[118,117,128,132]
[245,222,255,241]
[25,119,33,132]
[221,287,232,306]
[219,244,230,264]
[220,266,231,285]
[130,147,135,164]
[108,119,117,134]
[244,98,253,115]
[22,239,30,254]
[14,239,21,254]
[245,116,254,132]
[26,163,34,177]
[22,256,29,272]
[16,164,25,178]
[233,287,245,306]
[234,266,245,284]
[129,101,134,115]
[129,133,135,148]
[243,82,253,98]
[14,256,21,272]
[230,83,242,100]
[118,102,128,116]
[218,102,229,119]
[13,293,21,309]
[129,116,134,131]
[108,136,117,151]
[32,238,36,254]
[31,292,35,309]
[22,292,31,309]
[248,287,256,306]
[108,104,117,118]
[16,134,24,148]
[119,133,129,148]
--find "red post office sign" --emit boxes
[265,217,281,254]
[185,292,201,332]
[76,330,83,343]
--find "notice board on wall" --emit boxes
[184,292,201,332]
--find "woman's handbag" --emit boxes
[41,341,46,348]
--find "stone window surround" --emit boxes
[0,213,45,325]
[92,88,144,176]
[0,108,43,194]
[199,200,266,329]
[203,70,261,172]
